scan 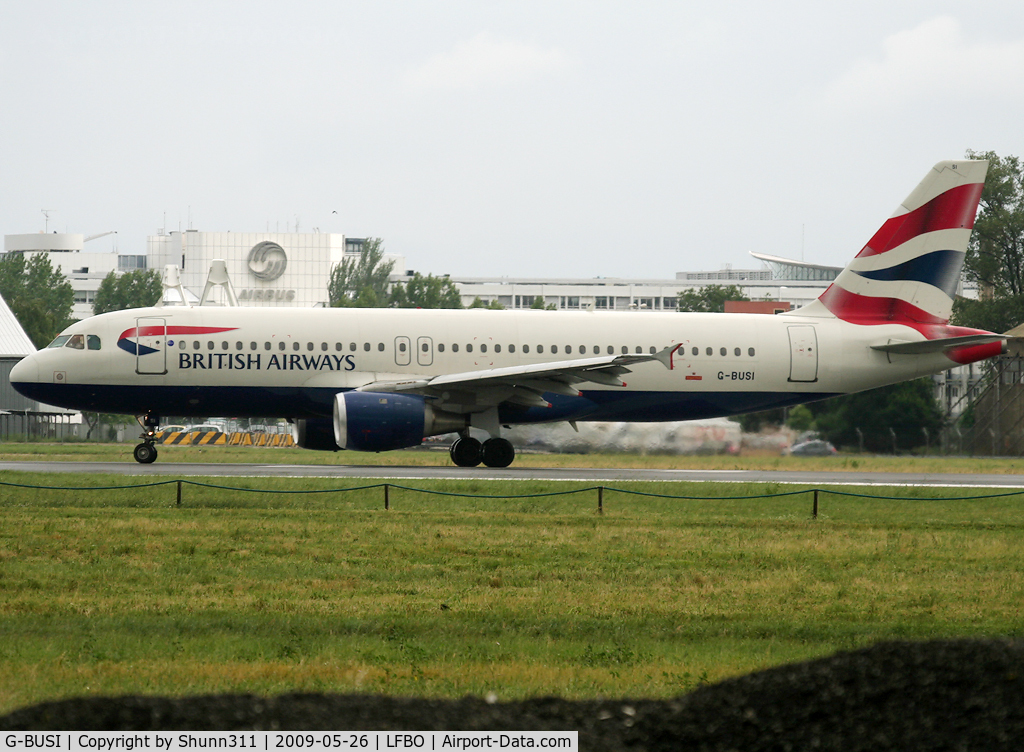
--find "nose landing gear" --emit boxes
[133,412,160,464]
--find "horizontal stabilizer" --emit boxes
[870,334,1007,355]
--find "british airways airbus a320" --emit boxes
[10,160,1008,466]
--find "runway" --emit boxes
[2,460,1024,488]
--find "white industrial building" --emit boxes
[147,231,406,308]
[3,231,133,319]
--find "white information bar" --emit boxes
[1,732,579,752]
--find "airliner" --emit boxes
[9,160,1007,466]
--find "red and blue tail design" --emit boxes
[804,160,987,326]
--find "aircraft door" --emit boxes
[135,317,167,375]
[787,325,818,382]
[417,336,433,367]
[395,336,411,366]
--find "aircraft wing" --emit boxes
[355,346,678,409]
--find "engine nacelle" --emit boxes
[333,391,467,452]
[292,418,339,451]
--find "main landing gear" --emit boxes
[449,435,516,468]
[133,413,160,464]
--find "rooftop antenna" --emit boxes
[42,209,54,233]
[801,224,805,262]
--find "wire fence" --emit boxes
[2,478,1024,516]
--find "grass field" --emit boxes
[2,457,1024,715]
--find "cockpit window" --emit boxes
[87,335,101,350]
[47,335,71,349]
[66,334,85,350]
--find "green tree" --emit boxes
[0,253,74,348]
[676,284,749,313]
[809,378,943,453]
[530,297,556,310]
[389,273,463,309]
[469,296,504,309]
[328,238,394,307]
[92,268,163,315]
[963,150,1024,298]
[952,150,1024,332]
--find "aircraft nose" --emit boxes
[10,354,39,387]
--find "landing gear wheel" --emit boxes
[133,442,158,464]
[450,437,483,467]
[481,438,515,468]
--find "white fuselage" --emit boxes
[11,305,959,424]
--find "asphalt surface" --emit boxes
[2,460,1024,487]
[4,639,1023,750]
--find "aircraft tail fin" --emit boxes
[794,160,988,325]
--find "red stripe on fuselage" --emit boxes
[118,325,239,340]
[856,182,984,258]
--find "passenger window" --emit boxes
[321,343,328,351]
[236,342,243,350]
[399,342,407,352]
[734,347,741,356]
[194,341,201,350]
[706,347,712,356]
[265,342,271,350]
[635,346,642,354]
[378,342,385,352]
[221,341,229,350]
[508,344,515,353]
[621,346,628,354]
[438,343,446,353]
[720,347,727,356]
[349,343,356,351]
[250,342,257,350]
[607,346,614,355]
[494,344,501,353]
[66,334,85,350]
[480,344,488,353]
[649,346,656,354]
[208,341,215,350]
[551,345,558,354]
[364,342,370,351]
[179,340,186,349]
[279,342,286,351]
[537,345,544,354]
[421,342,428,352]
[594,346,600,355]
[748,347,756,356]
[335,343,342,351]
[47,335,71,348]
[293,342,300,351]
[692,347,698,356]
[453,343,459,352]
[467,344,474,353]
[522,344,529,354]
[579,345,586,354]
[87,335,101,351]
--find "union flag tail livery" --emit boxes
[9,160,1009,466]
[802,160,986,327]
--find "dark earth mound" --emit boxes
[4,639,1024,751]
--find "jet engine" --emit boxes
[292,418,339,451]
[333,391,467,452]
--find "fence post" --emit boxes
[384,483,390,511]
[812,489,818,519]
[597,486,603,515]
[176,480,182,507]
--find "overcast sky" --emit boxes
[2,1,1022,279]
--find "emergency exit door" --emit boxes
[787,325,818,382]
